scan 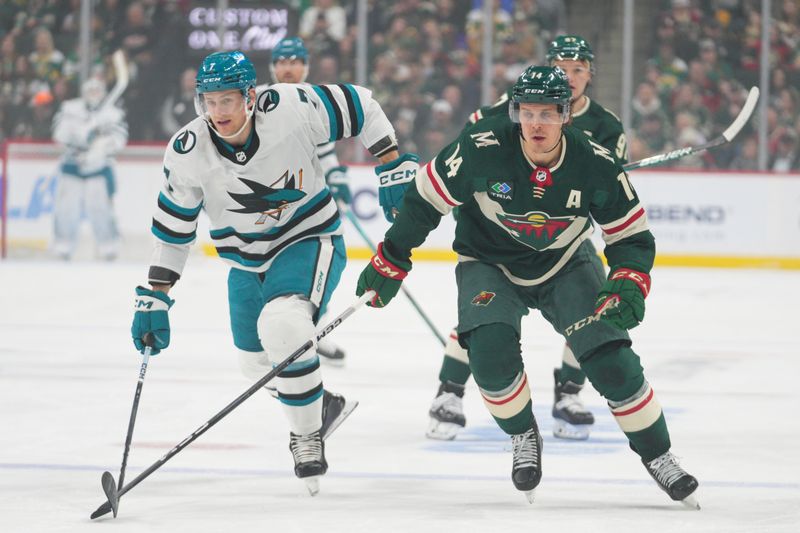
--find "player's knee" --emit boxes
[463,323,521,389]
[257,295,316,364]
[237,348,271,381]
[580,340,644,402]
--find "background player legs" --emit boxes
[51,174,84,259]
[83,173,119,260]
[427,328,470,440]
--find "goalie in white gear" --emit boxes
[130,50,416,495]
[51,77,128,260]
[258,36,349,366]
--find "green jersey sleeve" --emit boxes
[589,152,654,273]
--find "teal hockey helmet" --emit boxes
[271,37,308,64]
[195,50,256,95]
[509,66,572,123]
[546,35,595,64]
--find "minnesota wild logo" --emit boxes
[471,291,496,306]
[228,169,306,223]
[496,210,575,250]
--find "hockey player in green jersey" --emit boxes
[428,35,628,442]
[356,66,700,507]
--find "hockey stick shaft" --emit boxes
[341,205,446,346]
[102,50,128,110]
[623,86,760,171]
[117,346,151,491]
[90,291,373,519]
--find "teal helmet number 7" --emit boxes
[509,65,572,124]
[195,50,257,114]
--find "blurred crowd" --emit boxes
[629,0,800,171]
[1,0,798,171]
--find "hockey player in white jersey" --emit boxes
[130,50,418,495]
[51,77,128,260]
[258,36,349,366]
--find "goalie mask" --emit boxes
[270,37,309,83]
[81,78,107,109]
[509,66,572,125]
[195,50,257,139]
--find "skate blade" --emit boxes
[681,494,701,510]
[321,400,358,441]
[303,476,321,496]
[425,419,462,441]
[552,419,590,441]
[524,488,537,504]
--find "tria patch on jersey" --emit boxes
[487,180,514,201]
[471,290,496,306]
[495,210,575,250]
[227,169,306,223]
[173,130,196,154]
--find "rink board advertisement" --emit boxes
[2,143,799,267]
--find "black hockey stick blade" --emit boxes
[91,471,119,519]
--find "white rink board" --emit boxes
[3,143,800,259]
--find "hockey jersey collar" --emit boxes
[208,117,260,165]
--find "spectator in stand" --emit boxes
[729,135,760,171]
[671,83,711,137]
[771,130,800,172]
[114,0,156,140]
[673,111,709,168]
[638,113,672,155]
[159,66,195,138]
[668,0,703,61]
[465,1,513,57]
[632,80,669,130]
[28,27,64,89]
[650,42,687,94]
[299,0,347,61]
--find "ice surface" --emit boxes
[1,257,798,532]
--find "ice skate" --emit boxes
[320,390,358,440]
[552,369,594,440]
[317,336,346,367]
[426,381,466,440]
[511,423,543,504]
[289,430,327,496]
[643,451,700,509]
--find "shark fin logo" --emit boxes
[173,130,196,154]
[496,210,575,250]
[228,169,306,223]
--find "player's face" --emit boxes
[273,58,306,83]
[553,60,592,101]
[201,89,248,136]
[518,103,565,151]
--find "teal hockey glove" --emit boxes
[131,286,175,355]
[325,166,353,205]
[376,153,419,222]
[356,242,411,308]
[594,268,651,330]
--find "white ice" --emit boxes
[1,256,799,533]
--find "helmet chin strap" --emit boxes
[206,98,255,140]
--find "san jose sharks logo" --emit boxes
[471,291,496,306]
[228,169,306,223]
[496,210,575,250]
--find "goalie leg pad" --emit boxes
[258,294,323,435]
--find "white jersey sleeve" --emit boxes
[148,126,205,285]
[277,83,398,158]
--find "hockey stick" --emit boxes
[90,291,374,520]
[99,339,153,518]
[340,203,446,347]
[102,50,129,110]
[622,86,760,171]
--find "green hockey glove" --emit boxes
[131,286,174,354]
[356,242,411,308]
[594,268,651,330]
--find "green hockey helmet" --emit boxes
[509,66,572,124]
[546,35,595,64]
